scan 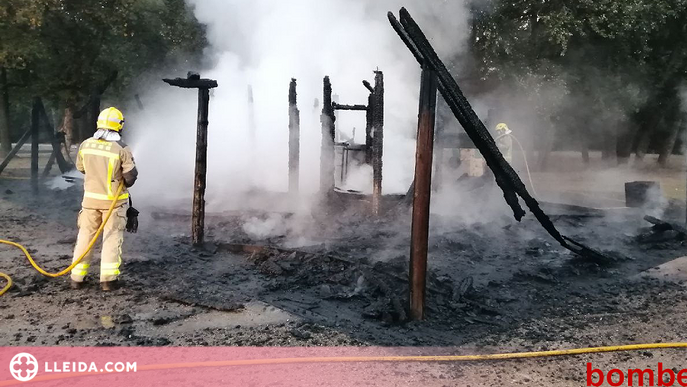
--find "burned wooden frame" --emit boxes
[388,8,608,320]
[163,72,219,246]
[322,72,385,215]
[0,97,75,188]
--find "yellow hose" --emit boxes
[0,342,685,386]
[0,185,123,296]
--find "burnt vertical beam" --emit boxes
[409,68,438,321]
[371,71,385,216]
[288,78,300,195]
[364,80,374,164]
[320,76,336,193]
[163,74,218,246]
[193,87,210,246]
[333,94,340,142]
[31,97,40,191]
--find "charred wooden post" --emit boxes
[288,79,300,195]
[363,80,374,164]
[409,68,438,321]
[371,71,385,216]
[31,98,40,191]
[163,73,218,246]
[320,76,336,193]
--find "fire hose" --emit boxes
[0,185,685,364]
[0,184,124,296]
[495,133,539,199]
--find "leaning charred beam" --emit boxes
[390,8,609,260]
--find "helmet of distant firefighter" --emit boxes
[495,123,512,135]
[97,107,125,132]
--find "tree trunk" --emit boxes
[658,112,684,167]
[616,119,636,164]
[0,68,11,156]
[579,124,590,164]
[601,121,617,164]
[635,113,659,161]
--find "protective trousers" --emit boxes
[70,206,127,283]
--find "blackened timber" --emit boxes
[320,76,336,193]
[192,88,210,246]
[388,12,426,65]
[163,78,218,89]
[395,9,549,234]
[371,71,385,216]
[363,80,374,94]
[164,72,218,246]
[332,103,368,111]
[409,69,438,321]
[365,92,374,164]
[391,8,609,261]
[288,79,300,194]
[31,98,39,191]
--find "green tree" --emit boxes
[0,0,207,154]
[470,0,687,165]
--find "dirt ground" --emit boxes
[1,150,687,386]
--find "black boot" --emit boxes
[70,280,84,290]
[100,280,120,292]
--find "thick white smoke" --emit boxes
[126,0,472,211]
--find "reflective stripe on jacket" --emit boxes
[77,137,137,210]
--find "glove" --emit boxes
[126,207,139,233]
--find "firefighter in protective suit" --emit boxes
[495,123,513,163]
[70,107,138,291]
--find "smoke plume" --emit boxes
[125,0,473,212]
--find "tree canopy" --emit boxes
[470,0,687,164]
[0,0,206,152]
